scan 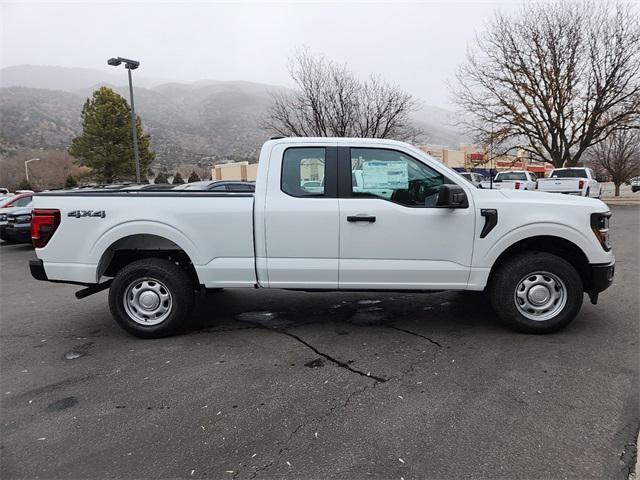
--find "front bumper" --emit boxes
[1,224,31,243]
[588,260,615,293]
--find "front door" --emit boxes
[338,146,475,289]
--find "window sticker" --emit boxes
[361,160,409,189]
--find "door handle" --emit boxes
[347,215,376,223]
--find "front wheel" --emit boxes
[108,258,195,338]
[489,252,583,333]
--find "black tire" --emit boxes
[108,258,195,338]
[489,252,583,333]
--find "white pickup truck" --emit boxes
[537,167,601,198]
[29,138,615,338]
[479,170,538,191]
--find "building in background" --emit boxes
[211,161,258,181]
[418,144,554,176]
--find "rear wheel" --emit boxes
[108,258,195,338]
[489,252,583,333]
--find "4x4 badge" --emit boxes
[67,210,106,218]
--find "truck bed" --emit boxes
[537,178,584,194]
[32,190,257,287]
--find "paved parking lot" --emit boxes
[1,205,638,479]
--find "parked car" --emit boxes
[537,167,601,198]
[121,184,175,191]
[0,193,34,231]
[73,184,138,191]
[1,192,33,209]
[458,172,486,188]
[479,170,538,190]
[173,181,256,192]
[29,137,614,338]
[0,206,33,243]
[631,177,640,193]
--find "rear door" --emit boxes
[263,142,339,288]
[337,146,475,289]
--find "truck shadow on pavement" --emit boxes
[187,288,502,337]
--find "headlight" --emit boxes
[16,214,32,223]
[591,212,611,251]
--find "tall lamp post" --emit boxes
[25,158,41,185]
[107,56,141,183]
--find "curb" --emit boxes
[602,198,640,206]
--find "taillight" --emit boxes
[579,180,585,190]
[515,182,521,189]
[31,209,60,248]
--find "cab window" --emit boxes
[350,148,446,207]
[281,148,326,197]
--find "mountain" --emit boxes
[0,65,470,165]
[0,64,167,91]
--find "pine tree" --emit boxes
[17,179,33,191]
[187,171,201,183]
[69,86,155,183]
[154,171,169,184]
[172,171,185,184]
[65,175,78,188]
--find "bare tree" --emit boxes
[264,50,421,141]
[454,2,640,167]
[588,126,640,196]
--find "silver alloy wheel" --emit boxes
[514,271,567,321]
[123,277,172,326]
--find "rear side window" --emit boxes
[281,148,326,197]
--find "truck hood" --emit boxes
[497,189,606,209]
[5,206,33,215]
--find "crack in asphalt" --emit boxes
[235,317,389,383]
[247,378,382,478]
[387,325,443,348]
[279,331,388,383]
[622,424,639,479]
[228,317,449,478]
[244,325,448,477]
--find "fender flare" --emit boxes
[481,222,596,267]
[90,220,202,269]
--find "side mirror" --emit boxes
[435,184,469,208]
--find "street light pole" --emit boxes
[107,57,142,183]
[25,158,41,184]
[127,67,141,183]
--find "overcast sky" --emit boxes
[1,0,529,108]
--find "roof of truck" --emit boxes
[266,136,414,147]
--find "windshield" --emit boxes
[495,172,526,181]
[551,169,587,178]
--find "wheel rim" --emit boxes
[123,277,172,326]
[513,271,567,321]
